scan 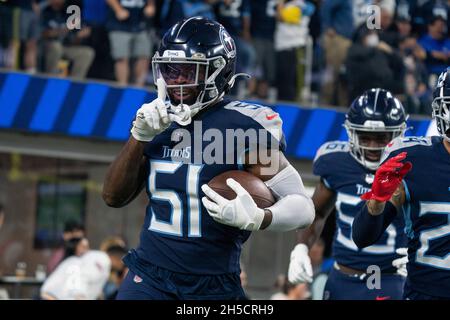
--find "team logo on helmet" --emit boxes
[219,27,236,59]
[437,70,447,88]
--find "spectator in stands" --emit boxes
[103,244,128,300]
[418,13,450,79]
[159,0,216,37]
[41,0,95,79]
[399,36,431,114]
[214,0,255,99]
[309,238,330,276]
[378,0,402,48]
[275,0,315,102]
[0,0,16,69]
[100,236,126,252]
[250,0,278,101]
[41,250,111,300]
[395,0,413,36]
[46,220,85,274]
[62,236,90,261]
[395,10,413,39]
[320,0,372,106]
[411,0,449,37]
[18,0,40,74]
[81,0,115,81]
[345,25,405,102]
[270,274,311,300]
[377,0,396,30]
[308,239,333,300]
[106,0,156,86]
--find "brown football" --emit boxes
[207,170,275,209]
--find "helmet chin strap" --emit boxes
[228,73,251,89]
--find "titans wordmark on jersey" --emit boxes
[314,141,407,272]
[380,136,450,298]
[125,100,286,276]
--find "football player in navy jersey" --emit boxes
[288,89,409,300]
[102,17,315,300]
[353,69,450,300]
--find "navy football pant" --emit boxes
[403,280,449,300]
[116,269,247,300]
[322,266,405,300]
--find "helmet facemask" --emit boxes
[152,52,227,125]
[345,120,407,170]
[432,96,450,142]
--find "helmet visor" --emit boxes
[153,58,208,106]
[159,63,206,86]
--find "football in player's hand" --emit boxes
[207,170,275,208]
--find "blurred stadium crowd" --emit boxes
[0,0,449,115]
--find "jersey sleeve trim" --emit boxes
[401,180,414,239]
[322,177,332,189]
[224,101,283,142]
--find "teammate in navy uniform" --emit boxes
[103,17,315,300]
[288,89,409,300]
[353,69,450,300]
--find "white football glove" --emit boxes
[201,178,265,231]
[392,247,408,277]
[131,79,182,142]
[288,244,313,284]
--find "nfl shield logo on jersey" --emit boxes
[365,174,374,185]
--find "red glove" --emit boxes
[361,152,412,202]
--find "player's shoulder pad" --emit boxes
[380,136,433,163]
[224,101,283,142]
[313,141,350,180]
[313,140,350,163]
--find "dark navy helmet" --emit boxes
[432,68,450,142]
[152,17,238,116]
[344,88,408,170]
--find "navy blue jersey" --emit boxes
[380,136,450,298]
[106,0,148,32]
[215,0,251,36]
[313,141,407,272]
[250,0,277,39]
[132,100,285,275]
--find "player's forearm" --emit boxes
[106,0,123,12]
[352,201,397,248]
[264,193,315,231]
[295,215,327,249]
[102,137,146,208]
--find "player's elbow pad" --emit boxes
[264,165,315,231]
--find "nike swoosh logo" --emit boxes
[375,296,391,300]
[266,113,278,120]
